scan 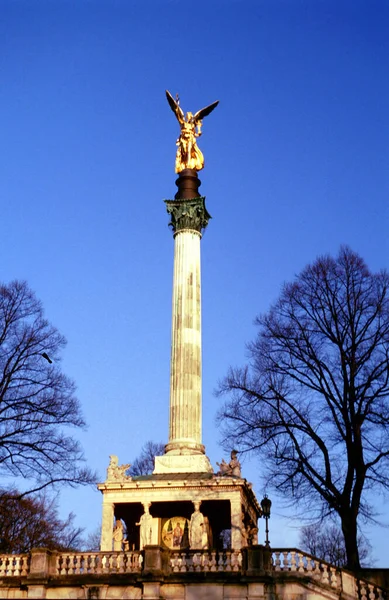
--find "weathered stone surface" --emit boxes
[186,584,223,600]
[153,454,213,474]
[165,228,205,460]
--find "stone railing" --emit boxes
[272,549,387,600]
[357,579,386,600]
[0,546,387,600]
[271,548,340,588]
[55,551,143,575]
[170,549,242,573]
[0,554,30,577]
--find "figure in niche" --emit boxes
[136,502,153,550]
[173,522,183,547]
[106,454,131,481]
[112,518,124,551]
[189,501,208,550]
[216,450,241,478]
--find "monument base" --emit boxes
[153,453,213,474]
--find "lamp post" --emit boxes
[260,495,272,547]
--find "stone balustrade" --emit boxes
[357,580,386,600]
[170,549,242,573]
[271,549,387,600]
[55,550,143,575]
[0,547,387,600]
[0,554,30,577]
[271,548,340,588]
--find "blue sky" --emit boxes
[1,0,388,563]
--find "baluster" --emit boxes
[217,552,225,572]
[132,552,139,572]
[60,554,67,575]
[171,552,180,572]
[110,554,116,571]
[129,552,135,572]
[359,583,368,600]
[83,554,89,574]
[95,553,102,574]
[101,553,107,572]
[321,563,329,585]
[312,559,321,579]
[194,552,202,572]
[187,553,194,572]
[12,556,19,576]
[282,551,289,570]
[202,552,210,572]
[232,551,240,572]
[21,556,29,577]
[119,552,124,572]
[58,555,63,575]
[368,583,376,600]
[224,551,232,572]
[93,553,99,574]
[377,589,384,600]
[72,554,78,574]
[290,551,297,571]
[306,556,313,572]
[297,552,304,572]
[55,553,61,575]
[274,551,281,571]
[210,551,217,572]
[180,553,187,573]
[124,552,129,572]
[330,566,338,588]
[0,557,6,576]
[74,554,81,574]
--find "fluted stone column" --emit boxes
[154,170,213,474]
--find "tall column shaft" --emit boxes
[154,170,213,473]
[166,229,203,454]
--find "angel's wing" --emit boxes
[166,90,185,124]
[193,100,219,123]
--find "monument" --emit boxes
[0,91,383,600]
[97,91,261,554]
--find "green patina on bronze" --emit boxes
[164,197,211,234]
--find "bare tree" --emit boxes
[0,280,95,494]
[82,526,101,552]
[0,488,84,553]
[129,441,165,476]
[299,523,372,567]
[218,248,389,571]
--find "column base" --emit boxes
[153,453,213,474]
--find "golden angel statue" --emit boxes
[166,90,219,173]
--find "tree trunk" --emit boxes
[340,512,360,571]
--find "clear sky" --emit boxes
[1,0,388,564]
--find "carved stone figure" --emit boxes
[189,501,208,550]
[112,518,124,551]
[106,455,131,481]
[166,90,219,173]
[216,450,241,478]
[247,525,259,546]
[136,502,153,550]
